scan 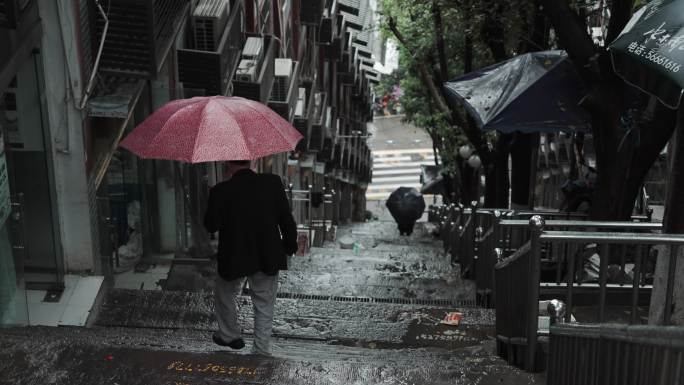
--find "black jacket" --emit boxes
[204,169,298,280]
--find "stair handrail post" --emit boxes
[526,215,544,372]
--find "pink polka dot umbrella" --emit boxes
[119,96,303,162]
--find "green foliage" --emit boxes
[377,0,538,178]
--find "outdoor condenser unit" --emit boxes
[241,37,264,61]
[313,92,323,118]
[295,87,307,117]
[235,59,258,82]
[272,58,293,102]
[192,0,230,52]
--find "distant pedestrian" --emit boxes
[397,221,414,236]
[204,160,298,356]
[386,187,426,237]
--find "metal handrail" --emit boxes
[548,323,684,385]
[495,216,683,372]
[499,220,662,230]
[541,231,684,244]
[550,323,684,347]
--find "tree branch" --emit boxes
[539,0,598,79]
[387,15,490,159]
[388,16,452,118]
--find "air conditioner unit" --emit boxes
[313,92,322,116]
[235,59,258,82]
[271,59,293,102]
[295,87,307,117]
[241,37,264,61]
[192,0,230,52]
[275,58,293,78]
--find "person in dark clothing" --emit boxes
[204,160,298,355]
[398,221,415,236]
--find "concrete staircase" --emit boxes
[0,221,545,385]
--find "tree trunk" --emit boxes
[432,0,449,83]
[484,134,512,208]
[587,90,676,220]
[460,161,476,204]
[509,1,546,210]
[662,108,684,232]
[539,0,678,220]
[650,107,684,325]
[511,133,538,208]
[441,173,456,204]
[463,2,474,74]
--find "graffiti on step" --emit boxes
[166,360,258,377]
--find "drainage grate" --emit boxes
[275,292,478,308]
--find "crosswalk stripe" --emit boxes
[367,183,422,191]
[372,148,436,155]
[370,175,420,184]
[366,192,439,200]
[373,161,436,169]
[372,168,424,176]
[373,156,435,163]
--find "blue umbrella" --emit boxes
[443,50,591,134]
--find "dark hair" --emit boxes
[228,160,251,166]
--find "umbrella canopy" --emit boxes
[420,165,444,195]
[120,96,303,162]
[609,0,684,109]
[443,50,591,133]
[386,187,426,225]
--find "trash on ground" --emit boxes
[339,235,355,249]
[441,312,463,326]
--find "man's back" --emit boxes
[204,169,297,281]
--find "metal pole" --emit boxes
[599,244,610,323]
[526,215,544,372]
[664,245,679,325]
[308,185,313,248]
[631,245,643,324]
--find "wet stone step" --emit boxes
[164,265,476,301]
[95,289,493,348]
[277,273,474,301]
[298,249,452,267]
[0,326,544,385]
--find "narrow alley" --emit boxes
[0,212,542,385]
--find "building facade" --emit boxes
[0,0,378,325]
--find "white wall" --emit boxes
[37,1,95,272]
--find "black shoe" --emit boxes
[212,333,245,349]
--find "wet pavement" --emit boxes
[95,289,492,348]
[0,326,542,385]
[0,218,545,384]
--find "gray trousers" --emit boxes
[214,272,278,355]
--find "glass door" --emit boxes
[0,140,28,326]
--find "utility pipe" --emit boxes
[78,0,108,111]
